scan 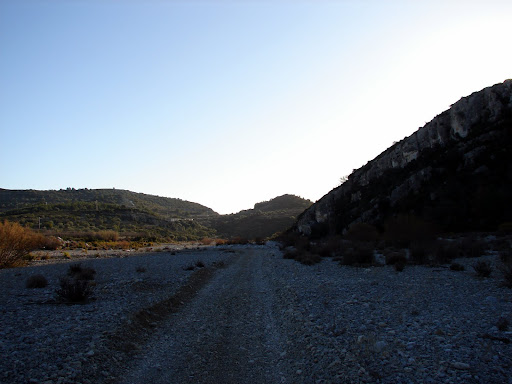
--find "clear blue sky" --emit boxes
[1,1,511,214]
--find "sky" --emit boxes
[1,1,511,214]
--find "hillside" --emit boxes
[294,80,512,238]
[0,188,217,241]
[207,194,313,240]
[0,189,311,241]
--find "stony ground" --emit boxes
[1,244,511,384]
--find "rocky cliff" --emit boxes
[296,80,512,237]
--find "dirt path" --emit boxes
[118,248,297,384]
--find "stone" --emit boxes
[374,341,387,353]
[451,362,470,370]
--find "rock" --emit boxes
[374,341,387,353]
[294,80,512,236]
[451,362,470,370]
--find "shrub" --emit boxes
[26,274,48,288]
[312,236,342,258]
[409,241,430,265]
[450,262,465,271]
[499,262,512,288]
[136,266,147,273]
[96,230,119,242]
[0,221,41,268]
[384,215,435,248]
[67,263,96,281]
[295,251,322,266]
[394,260,406,272]
[497,317,509,331]
[459,236,486,258]
[385,249,407,266]
[195,261,205,268]
[341,243,374,266]
[473,260,492,277]
[499,249,512,264]
[345,222,379,243]
[433,240,459,264]
[42,236,62,250]
[56,277,93,302]
[63,251,71,259]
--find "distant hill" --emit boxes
[0,188,217,241]
[294,80,512,238]
[0,189,311,241]
[208,194,313,239]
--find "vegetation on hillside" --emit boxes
[0,189,216,242]
[208,194,313,240]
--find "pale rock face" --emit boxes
[296,80,512,235]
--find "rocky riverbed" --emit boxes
[1,245,511,383]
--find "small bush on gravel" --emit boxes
[394,260,406,272]
[498,262,512,288]
[312,236,342,258]
[136,266,147,273]
[433,240,459,264]
[499,249,512,264]
[26,274,48,288]
[295,251,321,266]
[345,223,379,244]
[56,263,96,302]
[473,260,492,277]
[497,317,509,331]
[385,249,407,266]
[67,263,96,281]
[56,277,93,302]
[459,236,487,258]
[341,243,373,266]
[195,261,205,268]
[450,262,465,271]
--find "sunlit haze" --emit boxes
[1,1,511,214]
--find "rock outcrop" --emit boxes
[296,80,512,237]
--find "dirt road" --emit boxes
[118,247,302,384]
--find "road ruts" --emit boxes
[119,247,296,384]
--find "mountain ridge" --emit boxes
[294,79,512,237]
[0,188,311,240]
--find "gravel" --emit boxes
[1,244,512,383]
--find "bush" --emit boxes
[67,263,96,281]
[42,236,62,250]
[450,262,465,271]
[459,236,486,258]
[26,274,48,288]
[56,263,96,302]
[473,260,492,277]
[312,236,342,258]
[385,249,407,266]
[394,260,406,272]
[384,215,435,248]
[345,223,379,243]
[499,262,512,288]
[497,317,509,331]
[0,221,41,268]
[295,251,322,266]
[56,277,93,302]
[96,230,119,242]
[341,243,374,266]
[136,266,147,273]
[433,240,459,264]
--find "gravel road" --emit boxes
[1,244,512,384]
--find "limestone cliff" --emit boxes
[296,80,512,237]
